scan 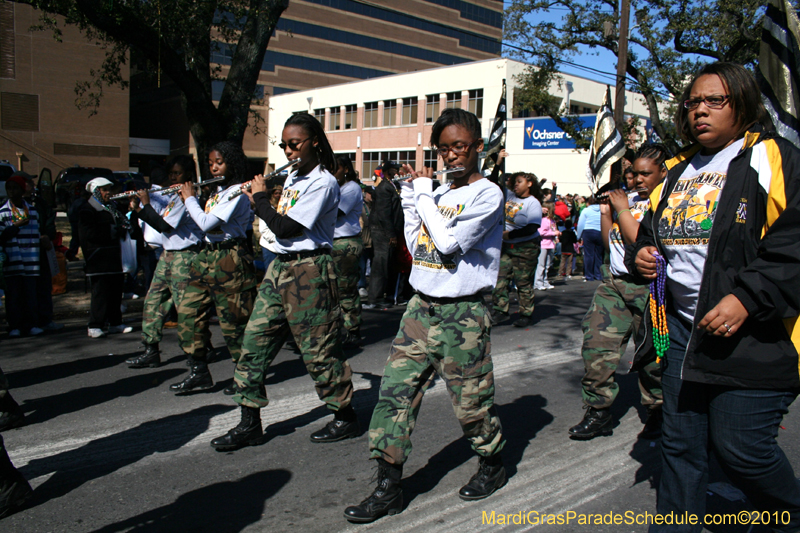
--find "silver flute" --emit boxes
[594,187,648,202]
[228,158,301,200]
[109,176,226,201]
[393,166,465,183]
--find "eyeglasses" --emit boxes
[436,140,477,157]
[279,138,310,151]
[683,95,730,110]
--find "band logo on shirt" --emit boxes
[413,204,463,271]
[277,189,300,216]
[505,201,522,224]
[163,200,176,218]
[658,171,725,245]
[204,193,221,214]
[609,197,649,246]
[736,198,747,224]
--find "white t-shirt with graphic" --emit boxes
[271,164,339,254]
[400,177,504,298]
[334,179,363,238]
[184,185,252,243]
[609,192,650,277]
[503,189,543,244]
[659,141,740,322]
[157,193,205,251]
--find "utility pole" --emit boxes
[615,0,630,132]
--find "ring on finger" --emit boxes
[723,323,732,334]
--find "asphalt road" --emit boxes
[2,279,798,532]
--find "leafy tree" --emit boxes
[18,0,290,165]
[504,0,792,153]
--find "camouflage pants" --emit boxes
[492,240,540,317]
[177,245,257,364]
[332,235,363,334]
[233,253,354,411]
[580,273,662,409]
[369,294,505,466]
[141,250,193,345]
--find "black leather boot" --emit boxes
[344,459,403,523]
[210,406,265,451]
[568,406,613,439]
[126,343,161,369]
[458,454,506,501]
[342,329,362,349]
[169,362,213,394]
[0,395,25,433]
[310,405,360,443]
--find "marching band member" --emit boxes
[210,113,358,450]
[173,142,257,394]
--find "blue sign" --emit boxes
[523,116,596,150]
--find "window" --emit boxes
[377,150,415,169]
[383,100,397,127]
[570,104,580,115]
[425,94,440,123]
[344,104,357,129]
[401,97,418,125]
[362,151,381,179]
[314,108,326,124]
[0,3,15,79]
[445,92,461,109]
[1,93,38,131]
[468,89,483,118]
[363,102,378,128]
[329,106,341,131]
[424,149,439,172]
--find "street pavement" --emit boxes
[2,279,799,532]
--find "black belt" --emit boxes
[333,233,362,241]
[205,239,245,251]
[277,248,330,262]
[415,291,484,306]
[173,243,204,253]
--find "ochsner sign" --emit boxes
[523,116,596,150]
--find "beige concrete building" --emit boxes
[0,2,129,177]
[268,58,651,195]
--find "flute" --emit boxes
[228,158,301,200]
[393,166,465,183]
[594,187,648,202]
[109,176,226,201]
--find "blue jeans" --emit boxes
[652,313,800,532]
[582,229,603,281]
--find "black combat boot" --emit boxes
[568,406,613,439]
[125,343,161,369]
[310,405,360,443]
[513,315,532,328]
[490,309,509,325]
[210,406,264,451]
[0,443,32,519]
[342,329,363,349]
[169,362,214,394]
[458,454,506,501]
[344,459,403,523]
[0,394,25,433]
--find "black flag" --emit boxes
[757,0,800,147]
[586,87,626,193]
[482,79,507,183]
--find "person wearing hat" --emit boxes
[0,174,44,337]
[78,177,134,338]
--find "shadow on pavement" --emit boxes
[6,353,131,389]
[20,404,233,506]
[87,469,292,533]
[402,394,553,506]
[20,368,186,425]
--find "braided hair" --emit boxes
[284,113,337,174]
[635,143,671,168]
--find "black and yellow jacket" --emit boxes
[627,125,800,389]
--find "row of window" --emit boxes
[316,89,483,131]
[421,0,503,29]
[338,149,442,179]
[275,19,472,68]
[301,0,501,55]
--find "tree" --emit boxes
[19,0,290,166]
[504,0,792,153]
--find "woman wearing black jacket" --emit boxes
[79,178,133,338]
[629,63,800,531]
